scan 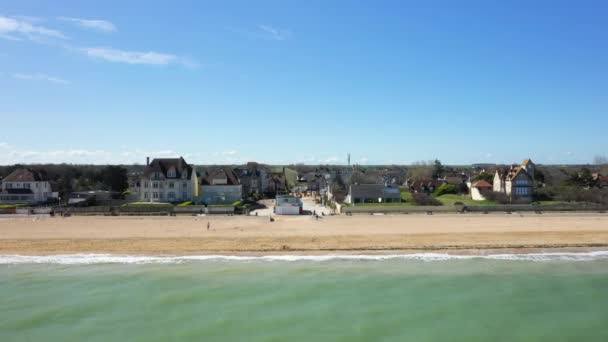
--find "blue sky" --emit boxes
[1,0,606,165]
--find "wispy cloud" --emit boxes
[79,47,196,67]
[214,150,238,156]
[0,15,67,41]
[12,73,70,84]
[258,25,292,41]
[58,17,117,32]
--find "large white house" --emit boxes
[0,168,57,203]
[139,157,198,202]
[493,159,536,203]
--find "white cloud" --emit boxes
[258,25,292,41]
[12,73,70,85]
[0,15,67,41]
[79,47,195,67]
[58,17,116,32]
[213,150,238,156]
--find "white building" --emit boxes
[140,157,198,202]
[0,168,57,203]
[274,195,303,215]
[470,180,493,201]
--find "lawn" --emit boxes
[0,204,27,209]
[434,194,497,206]
[350,202,416,207]
[122,202,173,207]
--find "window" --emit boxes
[153,182,159,189]
[153,192,159,199]
[168,170,176,178]
[6,183,12,189]
[168,192,175,200]
[182,182,187,188]
[25,183,30,189]
[160,193,164,199]
[153,172,162,180]
[144,192,149,199]
[169,182,174,188]
[144,182,149,188]
[182,192,188,199]
[36,183,39,188]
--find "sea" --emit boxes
[1,252,608,341]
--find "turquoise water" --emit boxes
[1,254,608,341]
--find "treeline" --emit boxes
[0,164,129,198]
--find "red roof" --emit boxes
[472,180,492,188]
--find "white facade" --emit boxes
[140,174,198,202]
[1,180,54,203]
[139,158,199,203]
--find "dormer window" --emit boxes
[168,170,176,178]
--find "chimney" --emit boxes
[146,157,150,166]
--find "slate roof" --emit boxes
[3,168,49,182]
[201,168,240,185]
[143,157,193,178]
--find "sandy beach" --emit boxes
[0,213,607,255]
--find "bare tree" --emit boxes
[594,155,608,165]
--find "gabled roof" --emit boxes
[3,168,49,182]
[201,168,240,185]
[472,180,492,188]
[143,157,193,178]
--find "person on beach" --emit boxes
[207,222,210,231]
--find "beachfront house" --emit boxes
[234,162,271,196]
[493,159,536,203]
[345,184,401,205]
[140,157,198,203]
[198,168,243,205]
[0,168,57,204]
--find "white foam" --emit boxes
[1,251,608,265]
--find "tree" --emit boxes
[433,183,458,197]
[100,166,128,192]
[566,168,596,188]
[432,159,445,180]
[475,172,494,183]
[407,161,433,182]
[594,155,608,165]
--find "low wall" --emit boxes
[342,203,608,214]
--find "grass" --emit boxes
[351,202,416,207]
[177,201,194,206]
[434,194,497,206]
[0,204,27,209]
[122,202,173,207]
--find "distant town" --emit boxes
[1,155,607,215]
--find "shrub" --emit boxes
[480,190,510,204]
[412,193,442,206]
[433,183,458,197]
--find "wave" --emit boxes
[1,251,608,265]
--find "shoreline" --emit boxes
[1,213,607,255]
